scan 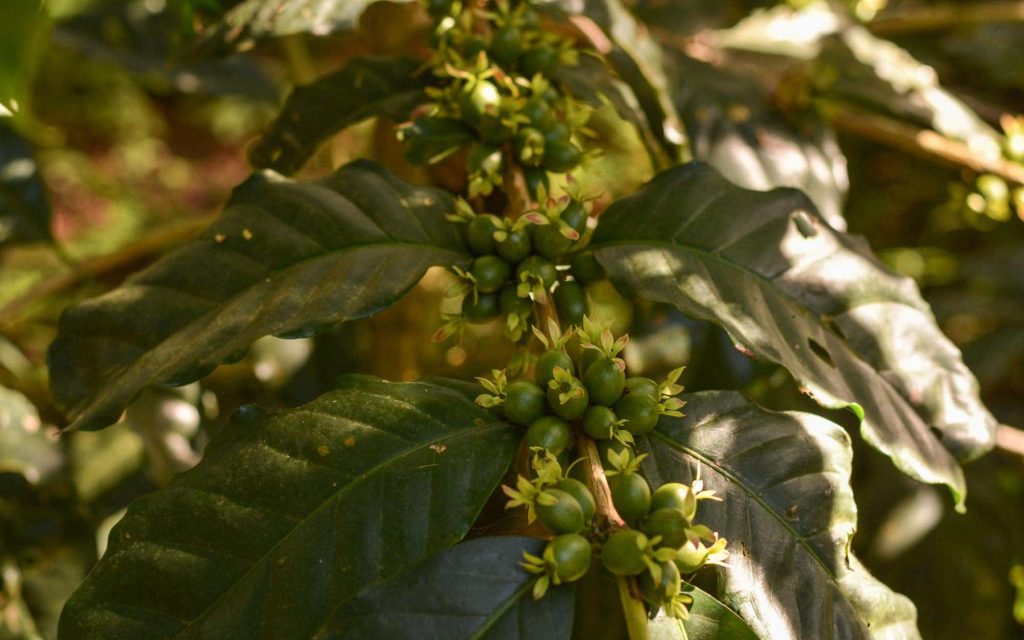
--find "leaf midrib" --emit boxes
[66,240,467,426]
[649,429,838,582]
[168,419,512,639]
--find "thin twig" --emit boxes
[996,424,1024,458]
[0,214,215,328]
[827,105,1024,185]
[869,1,1024,35]
[579,433,626,528]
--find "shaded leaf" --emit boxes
[251,56,430,174]
[326,536,574,640]
[648,582,758,640]
[554,0,686,162]
[0,0,48,109]
[591,162,997,504]
[58,376,519,639]
[199,0,412,55]
[0,118,52,247]
[670,54,849,231]
[54,0,278,102]
[48,160,468,432]
[400,117,475,165]
[642,390,920,639]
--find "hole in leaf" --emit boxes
[807,338,835,367]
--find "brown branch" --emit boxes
[0,214,215,328]
[827,105,1024,185]
[996,424,1024,458]
[578,433,626,528]
[869,2,1024,35]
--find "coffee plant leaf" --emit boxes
[48,160,468,432]
[58,375,519,639]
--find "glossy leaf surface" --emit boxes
[48,160,467,431]
[643,391,921,639]
[591,162,997,504]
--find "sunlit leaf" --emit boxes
[48,160,468,432]
[592,162,998,505]
[644,391,921,639]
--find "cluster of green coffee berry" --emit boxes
[439,196,605,342]
[400,0,588,195]
[476,319,728,618]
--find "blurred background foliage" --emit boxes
[0,0,1023,638]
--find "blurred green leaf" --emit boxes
[0,385,61,486]
[58,376,518,639]
[199,0,413,54]
[645,391,920,639]
[590,162,1000,505]
[47,160,468,432]
[326,536,574,640]
[251,56,429,174]
[0,0,48,110]
[0,119,52,247]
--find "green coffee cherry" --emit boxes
[641,508,688,549]
[519,45,557,77]
[536,488,586,534]
[555,478,596,526]
[466,215,500,255]
[497,228,532,264]
[490,26,522,67]
[601,529,648,576]
[650,483,692,514]
[534,224,574,259]
[503,380,546,426]
[554,281,588,326]
[543,139,583,173]
[462,292,500,323]
[614,392,659,435]
[525,415,573,455]
[551,533,592,582]
[517,255,558,290]
[499,285,532,317]
[471,255,512,293]
[624,376,659,399]
[581,405,617,439]
[460,80,501,126]
[536,349,574,387]
[609,472,651,525]
[547,378,588,421]
[583,358,625,406]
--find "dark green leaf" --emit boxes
[326,536,574,640]
[199,0,412,55]
[643,391,921,639]
[251,56,429,174]
[552,0,686,163]
[0,119,52,247]
[48,160,468,432]
[400,117,475,165]
[591,162,997,505]
[58,376,520,640]
[648,583,758,640]
[670,54,848,231]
